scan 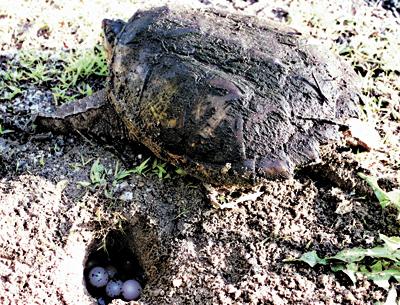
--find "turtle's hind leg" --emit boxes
[35,89,137,162]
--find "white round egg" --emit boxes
[106,280,123,298]
[122,279,142,301]
[88,266,109,288]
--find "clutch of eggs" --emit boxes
[88,266,142,301]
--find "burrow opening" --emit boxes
[84,229,147,305]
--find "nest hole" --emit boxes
[84,230,147,305]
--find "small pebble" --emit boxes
[106,280,123,298]
[172,278,182,287]
[122,279,142,301]
[119,191,133,202]
[88,266,109,288]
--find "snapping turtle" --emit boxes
[37,6,361,186]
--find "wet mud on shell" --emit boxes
[108,7,360,185]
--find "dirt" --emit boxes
[0,1,399,305]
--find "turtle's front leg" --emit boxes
[35,89,127,143]
[35,89,107,133]
[34,89,141,164]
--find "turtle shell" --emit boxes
[106,6,360,185]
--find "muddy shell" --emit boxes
[102,6,360,185]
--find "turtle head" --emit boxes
[102,19,126,60]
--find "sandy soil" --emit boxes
[0,1,399,305]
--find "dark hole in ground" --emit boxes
[84,230,146,305]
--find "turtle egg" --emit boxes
[88,266,109,288]
[106,280,123,298]
[105,265,117,278]
[122,279,142,301]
